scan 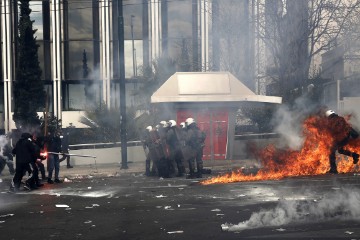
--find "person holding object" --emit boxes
[10,133,44,192]
[59,130,73,168]
[325,109,359,174]
[46,130,62,184]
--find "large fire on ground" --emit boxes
[202,114,360,185]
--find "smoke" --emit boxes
[272,93,320,150]
[222,187,360,232]
[0,135,8,157]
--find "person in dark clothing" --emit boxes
[142,126,158,176]
[166,120,186,177]
[325,110,359,174]
[59,131,73,168]
[33,135,47,181]
[10,133,40,192]
[157,121,172,178]
[47,130,63,184]
[184,118,205,178]
[0,135,15,175]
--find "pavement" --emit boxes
[2,159,360,239]
[0,158,260,181]
[58,159,260,178]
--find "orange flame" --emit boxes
[202,115,360,185]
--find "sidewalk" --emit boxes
[0,159,261,180]
[59,158,261,178]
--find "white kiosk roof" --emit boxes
[151,72,282,104]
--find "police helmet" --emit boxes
[325,110,336,117]
[160,121,169,128]
[145,126,153,131]
[180,122,186,128]
[185,117,195,126]
[168,120,176,127]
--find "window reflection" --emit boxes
[167,0,193,60]
[124,40,143,78]
[68,0,93,39]
[68,42,95,80]
[30,1,43,40]
[63,82,102,110]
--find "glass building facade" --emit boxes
[0,0,253,132]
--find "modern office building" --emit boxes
[1,0,255,133]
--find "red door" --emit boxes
[177,108,228,160]
[211,110,228,160]
[196,112,212,160]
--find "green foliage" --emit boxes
[81,103,140,143]
[134,57,177,110]
[39,115,62,136]
[13,0,45,130]
[238,104,278,133]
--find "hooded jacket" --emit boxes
[12,133,37,164]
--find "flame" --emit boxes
[202,115,360,185]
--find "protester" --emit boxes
[59,130,73,168]
[325,109,359,174]
[10,133,43,192]
[47,130,62,183]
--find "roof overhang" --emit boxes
[151,72,282,104]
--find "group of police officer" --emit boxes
[142,117,210,179]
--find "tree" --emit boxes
[131,57,177,128]
[256,0,360,102]
[80,102,138,142]
[134,57,176,109]
[13,0,45,131]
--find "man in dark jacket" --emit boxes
[10,133,38,192]
[325,110,359,174]
[59,131,73,168]
[47,130,63,184]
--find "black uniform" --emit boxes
[327,113,359,173]
[59,132,72,168]
[185,123,206,178]
[10,133,39,191]
[157,126,172,178]
[166,126,185,176]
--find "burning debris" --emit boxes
[203,114,360,185]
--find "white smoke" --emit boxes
[222,187,360,232]
[0,135,9,158]
[272,105,304,150]
[272,93,319,150]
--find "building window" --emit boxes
[62,81,102,110]
[30,1,43,40]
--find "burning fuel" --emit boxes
[202,114,360,185]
